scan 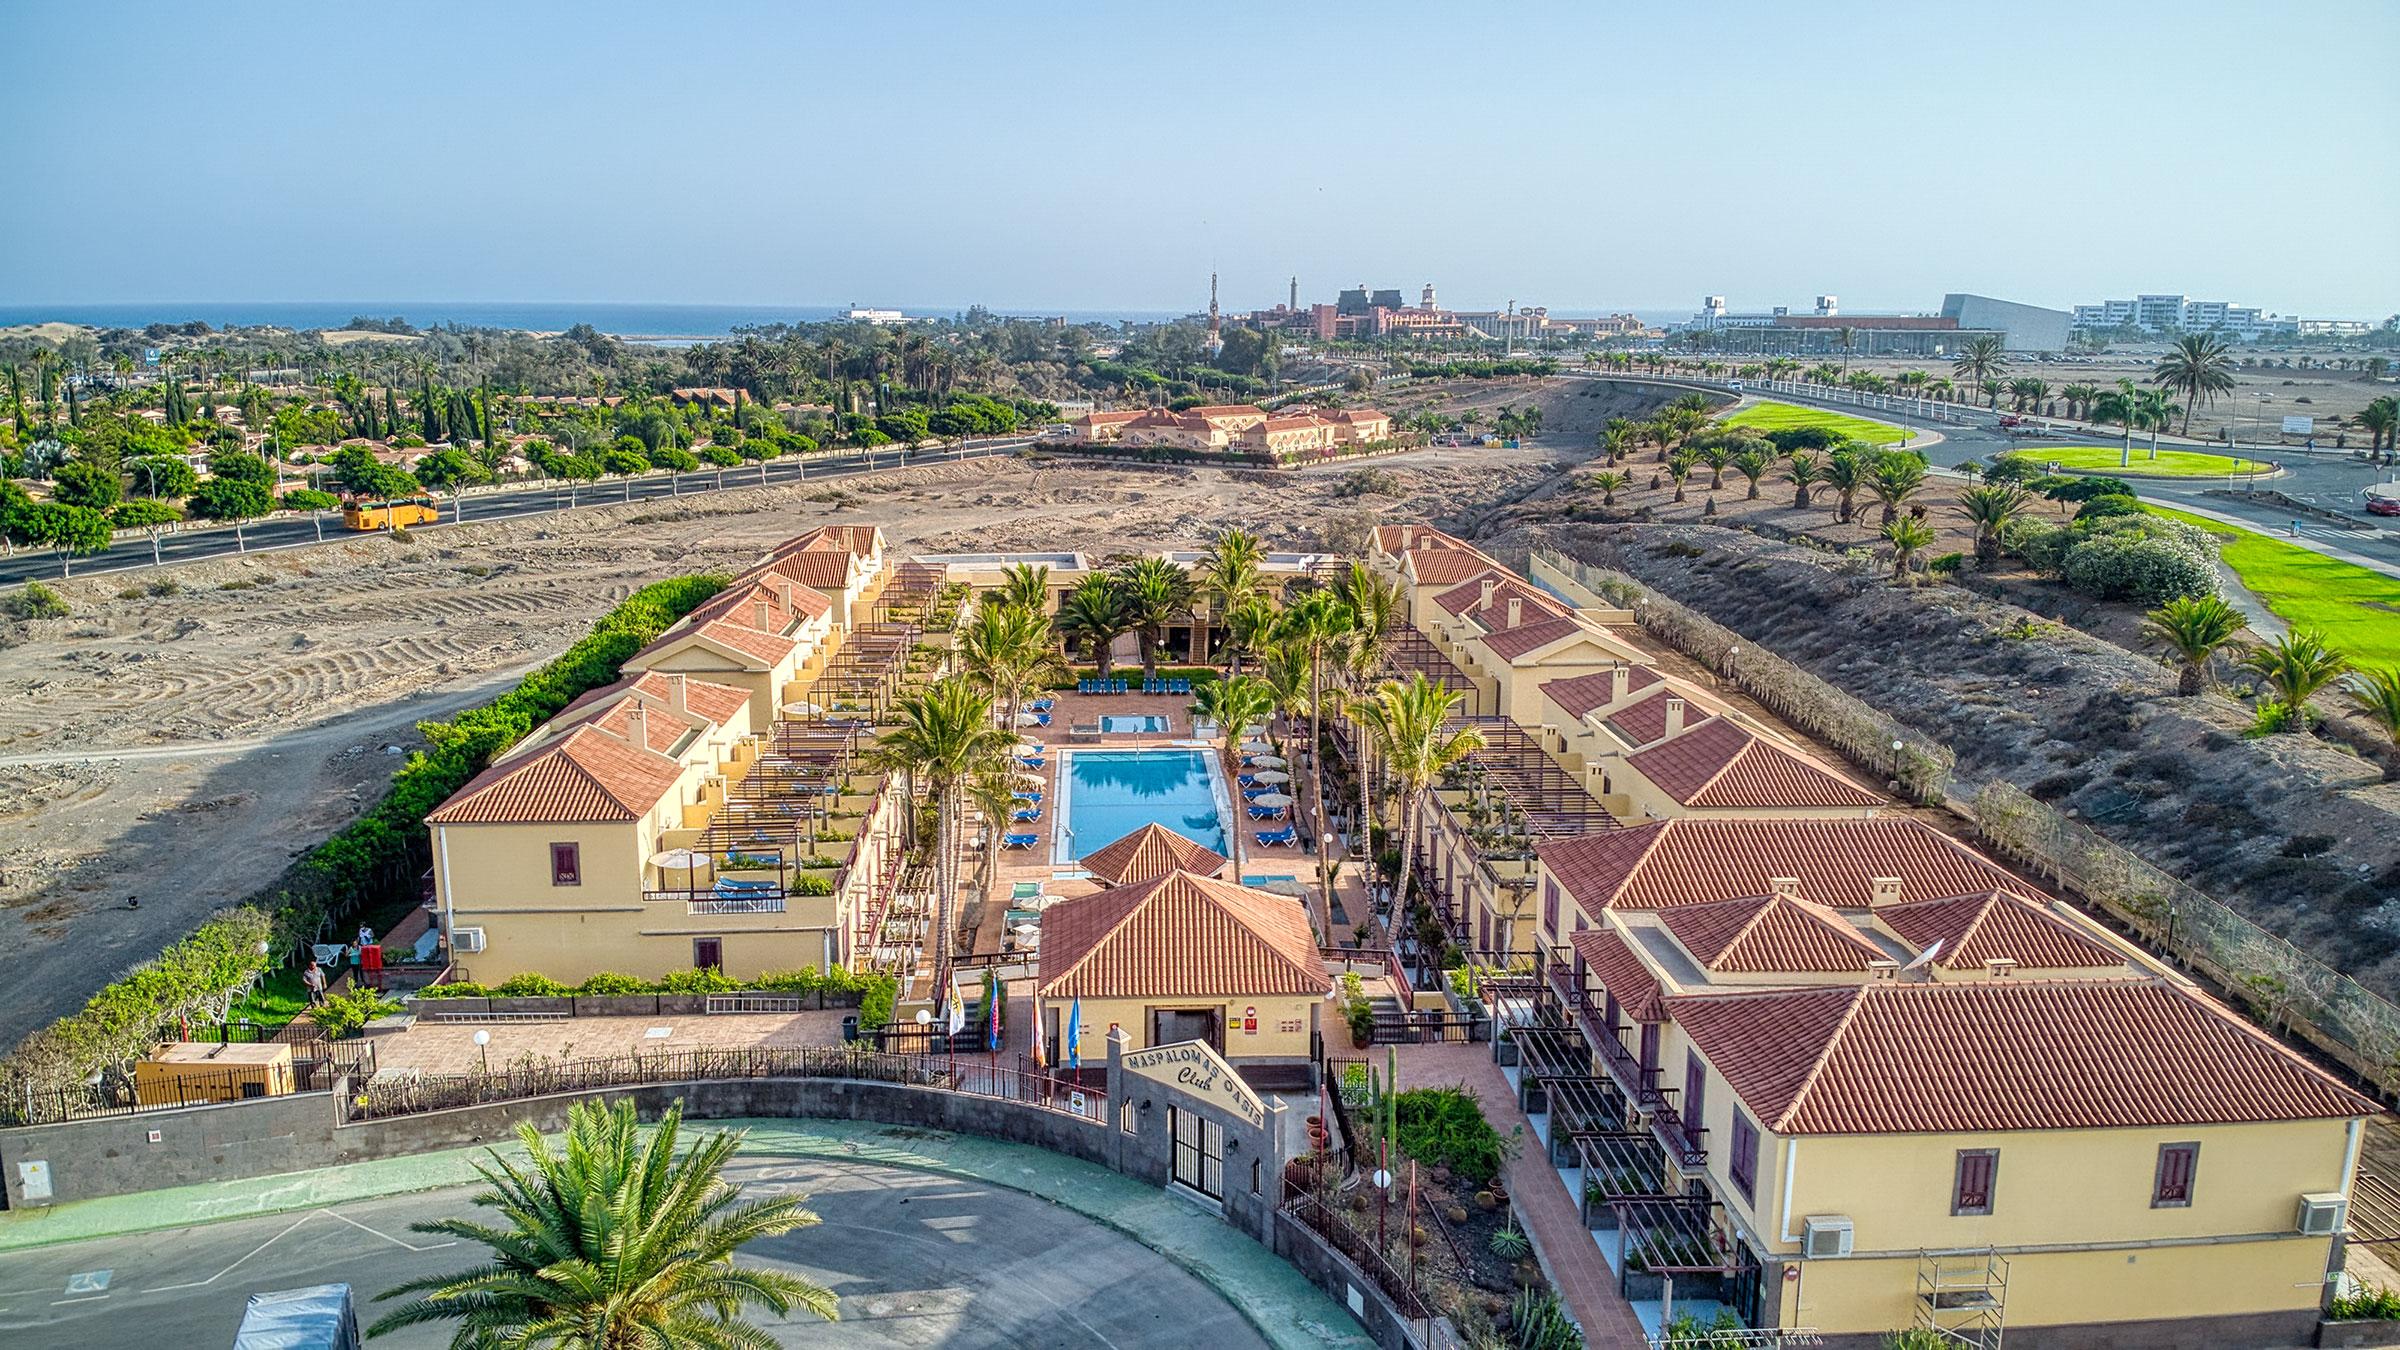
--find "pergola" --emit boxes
[814,620,917,721]
[1446,716,1618,838]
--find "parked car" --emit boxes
[2365,494,2400,517]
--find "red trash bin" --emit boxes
[360,943,384,990]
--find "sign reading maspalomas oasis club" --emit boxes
[1122,1041,1266,1127]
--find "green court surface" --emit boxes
[1721,400,1911,446]
[2006,446,2268,478]
[2147,506,2400,669]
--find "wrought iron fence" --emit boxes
[1282,1181,1435,1321]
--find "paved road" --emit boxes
[3,439,1033,586]
[0,1154,1270,1349]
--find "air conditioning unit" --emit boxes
[2298,1193,2348,1236]
[453,926,487,954]
[1802,1215,1855,1259]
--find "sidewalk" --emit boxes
[1392,1040,1649,1349]
[0,1115,1372,1350]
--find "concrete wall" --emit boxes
[1271,1208,1449,1350]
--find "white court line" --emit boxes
[48,1294,110,1306]
[144,1213,314,1293]
[319,1207,457,1253]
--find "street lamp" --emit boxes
[472,1028,491,1075]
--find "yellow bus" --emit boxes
[342,496,440,531]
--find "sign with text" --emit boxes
[1122,1040,1265,1128]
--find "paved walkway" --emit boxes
[0,1116,1370,1350]
[1391,1041,1649,1349]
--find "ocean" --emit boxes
[0,301,1184,338]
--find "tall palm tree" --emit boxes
[1335,562,1404,867]
[995,561,1051,615]
[1115,556,1190,682]
[871,678,1009,1002]
[1276,591,1355,914]
[2348,668,2400,745]
[958,599,1059,732]
[1867,452,1927,526]
[1957,484,2029,569]
[1056,573,1129,678]
[2091,379,2143,468]
[1192,529,1267,666]
[2359,398,2398,467]
[1881,516,1935,584]
[1951,336,2007,401]
[2135,387,2177,461]
[2238,629,2349,730]
[369,1098,836,1344]
[1191,674,1276,879]
[2141,595,2247,697]
[2153,333,2236,434]
[1349,675,1483,935]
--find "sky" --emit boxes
[4,0,2397,318]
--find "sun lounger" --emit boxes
[1012,881,1042,902]
[1255,826,1297,848]
[1013,807,1042,822]
[1032,712,1052,727]
[1003,832,1039,849]
[715,877,780,895]
[1013,788,1043,802]
[1110,679,1127,694]
[1030,697,1056,712]
[1247,805,1285,821]
[1242,787,1274,800]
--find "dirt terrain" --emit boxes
[0,423,1633,1048]
[1841,352,2395,447]
[1499,520,2400,995]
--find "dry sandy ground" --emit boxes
[0,440,1572,1047]
[1842,353,2394,445]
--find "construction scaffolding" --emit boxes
[1915,1248,2008,1350]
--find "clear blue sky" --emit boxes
[5,0,2395,317]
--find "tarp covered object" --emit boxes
[231,1283,361,1350]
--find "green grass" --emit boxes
[2147,505,2400,670]
[2006,446,2268,478]
[1721,400,1910,446]
[227,968,309,1027]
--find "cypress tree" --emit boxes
[384,386,400,436]
[480,381,496,446]
[420,376,440,441]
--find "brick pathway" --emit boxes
[1391,1040,1650,1349]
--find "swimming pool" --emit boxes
[1099,714,1170,734]
[1056,749,1229,862]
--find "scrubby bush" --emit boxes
[2000,519,2075,577]
[414,981,490,999]
[655,967,741,995]
[2073,493,2143,524]
[3,581,70,620]
[493,972,573,997]
[312,986,401,1039]
[2060,532,2217,605]
[574,972,649,996]
[1392,1085,1508,1186]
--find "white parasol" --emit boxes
[1016,736,1044,751]
[1014,710,1044,726]
[1250,769,1291,784]
[1252,791,1295,807]
[1244,753,1288,768]
[780,700,824,717]
[1239,739,1273,754]
[1260,880,1310,899]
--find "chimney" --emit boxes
[1479,578,1498,612]
[1769,876,1801,902]
[666,673,688,714]
[752,598,773,631]
[1611,665,1630,702]
[1869,876,1902,907]
[627,702,650,749]
[1506,597,1523,628]
[1664,697,1686,739]
[1983,958,2019,979]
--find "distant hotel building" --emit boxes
[1071,403,1391,455]
[1680,293,2069,354]
[1231,281,1652,343]
[2066,294,2369,341]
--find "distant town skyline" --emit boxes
[5,1,2396,318]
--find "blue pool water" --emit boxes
[1099,714,1169,733]
[1061,749,1227,860]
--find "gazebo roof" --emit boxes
[1078,822,1229,885]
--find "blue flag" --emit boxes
[1065,997,1082,1069]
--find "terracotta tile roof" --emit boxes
[1405,549,1497,586]
[763,550,855,592]
[1602,687,1708,748]
[1659,892,1886,973]
[1185,403,1267,420]
[1542,666,1665,720]
[1568,928,1666,1021]
[1880,890,2125,972]
[1538,818,2034,913]
[556,671,751,729]
[775,524,881,559]
[1078,823,1229,886]
[1036,870,1330,1000]
[1333,409,1389,424]
[428,724,684,825]
[1260,415,1329,433]
[1432,574,1569,622]
[1078,411,1143,427]
[1668,980,2374,1135]
[1625,718,1883,810]
[1481,616,1590,662]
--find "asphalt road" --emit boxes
[0,1154,1270,1349]
[3,439,1032,586]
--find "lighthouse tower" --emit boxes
[1207,272,1223,357]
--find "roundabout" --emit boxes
[1999,445,2273,478]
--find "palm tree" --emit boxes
[1116,556,1190,682]
[2135,388,2177,461]
[995,561,1050,615]
[1057,573,1129,678]
[1348,675,1482,932]
[2091,379,2142,468]
[1219,594,1278,678]
[1192,675,1276,878]
[1867,452,1927,526]
[871,678,1009,1000]
[2141,595,2247,697]
[1951,336,2008,402]
[1957,484,2029,568]
[1587,469,1629,507]
[2359,398,2398,467]
[1191,529,1267,667]
[2348,668,2400,745]
[1787,452,1822,509]
[1666,451,1697,503]
[369,1098,836,1345]
[1335,563,1404,867]
[1821,450,1866,524]
[1882,516,1935,584]
[2061,382,2101,422]
[1698,440,1734,490]
[1731,447,1773,500]
[958,599,1059,733]
[2238,629,2349,730]
[2153,333,2237,434]
[1276,591,1354,914]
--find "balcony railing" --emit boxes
[1542,957,1704,1168]
[686,894,788,916]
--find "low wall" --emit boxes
[1271,1208,1452,1350]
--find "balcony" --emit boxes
[685,893,787,916]
[1542,956,1704,1168]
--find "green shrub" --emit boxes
[2059,533,2216,605]
[3,581,69,621]
[574,972,649,996]
[792,873,835,896]
[413,981,490,999]
[2073,492,2143,524]
[2038,473,2137,502]
[1508,1288,1581,1350]
[1927,552,1966,576]
[1392,1085,1506,1186]
[2331,1285,2400,1321]
[310,986,401,1040]
[856,972,897,1030]
[492,972,573,997]
[1,907,274,1098]
[1879,1331,1956,1350]
[656,968,741,995]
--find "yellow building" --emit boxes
[1036,868,1330,1091]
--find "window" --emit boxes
[1681,1051,1707,1149]
[1952,1149,1998,1216]
[2153,1143,2199,1208]
[1542,879,1560,938]
[692,937,723,972]
[1729,1111,1759,1202]
[549,842,581,886]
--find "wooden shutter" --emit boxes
[2154,1143,2198,1207]
[1953,1149,1998,1215]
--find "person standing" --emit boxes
[302,961,327,1006]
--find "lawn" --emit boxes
[2005,446,2268,478]
[2148,505,2400,670]
[1721,400,1910,446]
[226,968,310,1028]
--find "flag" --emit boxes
[986,974,1003,1053]
[1065,997,1082,1070]
[1028,990,1046,1068]
[946,994,966,1042]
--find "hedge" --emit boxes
[1,572,729,1094]
[416,967,898,1031]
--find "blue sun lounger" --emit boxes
[1254,826,1297,848]
[1013,807,1042,823]
[1003,832,1039,849]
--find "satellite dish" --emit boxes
[1899,939,1944,973]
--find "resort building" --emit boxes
[1068,403,1392,457]
[1037,868,1331,1089]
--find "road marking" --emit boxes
[145,1213,313,1293]
[48,1294,110,1306]
[64,1270,110,1294]
[319,1206,456,1253]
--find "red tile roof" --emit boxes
[1625,719,1883,810]
[1481,616,1592,662]
[1879,891,2125,972]
[1660,892,1887,973]
[1669,980,2373,1135]
[1601,687,1708,748]
[1568,928,1666,1022]
[1542,666,1666,720]
[1432,574,1570,622]
[775,524,881,559]
[427,724,684,825]
[556,671,752,729]
[1037,870,1330,1000]
[1538,819,2034,913]
[1374,524,1478,556]
[1078,823,1229,886]
[1185,404,1268,420]
[1405,549,1497,586]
